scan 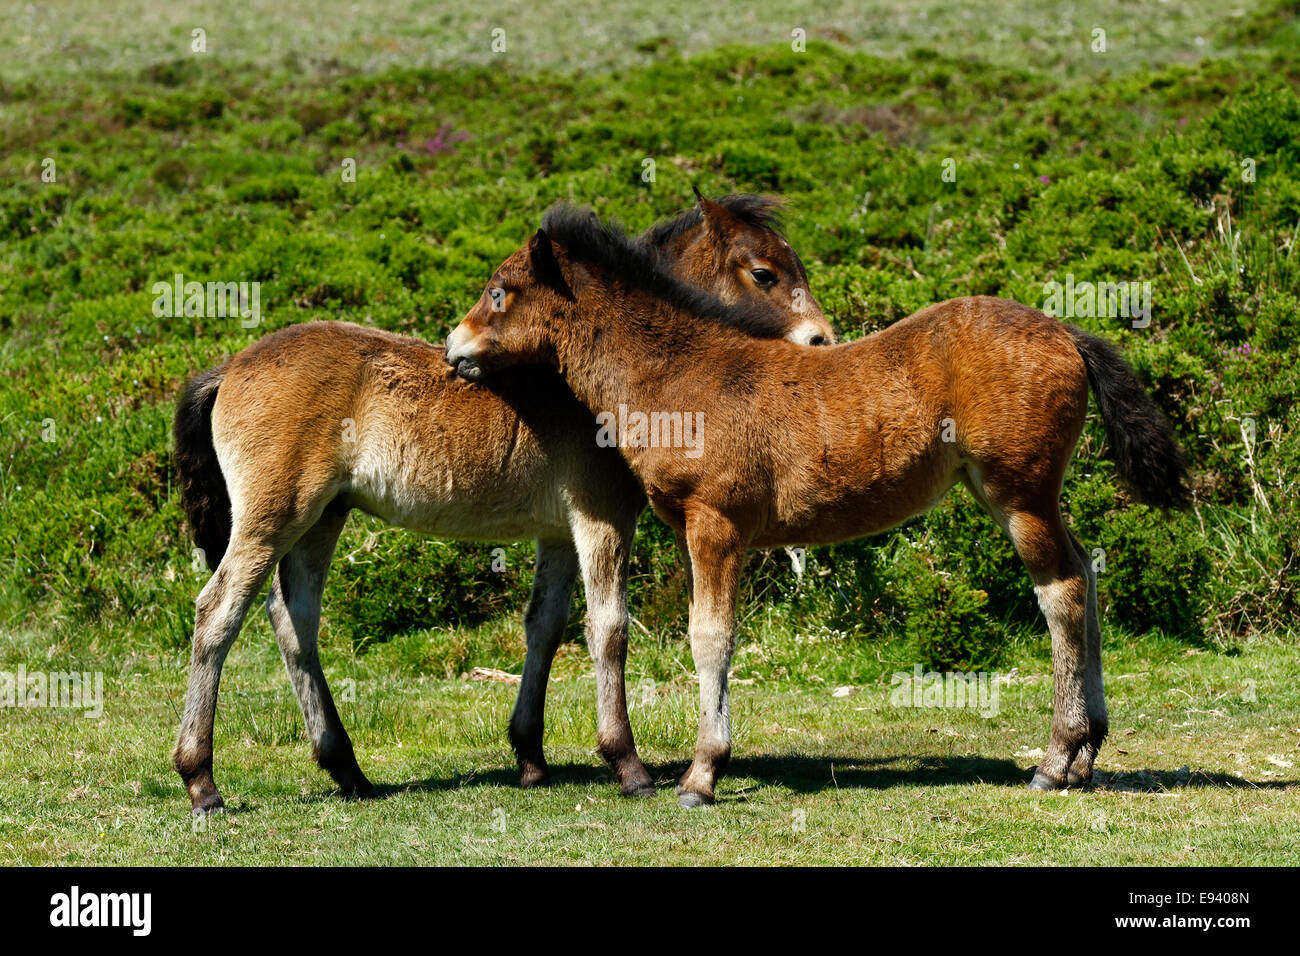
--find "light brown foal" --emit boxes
[171,193,833,813]
[446,207,1190,807]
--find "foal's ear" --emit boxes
[528,229,577,300]
[694,187,735,235]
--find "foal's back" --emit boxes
[213,320,637,542]
[634,298,1090,547]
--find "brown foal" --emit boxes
[171,193,833,813]
[446,207,1190,807]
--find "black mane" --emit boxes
[640,193,786,248]
[640,193,808,283]
[539,202,793,340]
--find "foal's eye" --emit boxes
[750,268,777,288]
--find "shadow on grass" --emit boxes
[364,754,1299,801]
[375,754,1035,798]
[1091,767,1300,793]
[724,754,1031,793]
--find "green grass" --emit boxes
[2,0,1300,865]
[2,624,1297,865]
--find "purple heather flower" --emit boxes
[423,123,470,156]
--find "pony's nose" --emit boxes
[445,324,486,380]
[789,319,835,346]
[453,357,484,381]
[445,323,471,366]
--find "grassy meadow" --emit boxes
[1,0,1299,865]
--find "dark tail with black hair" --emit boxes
[1068,326,1191,509]
[173,365,231,570]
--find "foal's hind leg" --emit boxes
[174,535,279,813]
[1003,508,1094,791]
[508,538,579,788]
[674,528,695,613]
[571,513,655,797]
[266,507,373,798]
[1066,531,1108,786]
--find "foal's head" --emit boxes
[643,189,834,346]
[446,202,828,381]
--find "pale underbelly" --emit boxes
[342,476,571,543]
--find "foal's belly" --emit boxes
[753,472,959,548]
[347,482,570,541]
[342,430,572,542]
[750,436,964,549]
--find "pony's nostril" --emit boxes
[454,357,484,381]
[809,335,826,346]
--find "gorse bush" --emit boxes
[1,32,1298,670]
[889,543,1006,673]
[324,528,533,649]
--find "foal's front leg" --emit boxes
[571,513,655,796]
[508,538,579,788]
[677,514,745,808]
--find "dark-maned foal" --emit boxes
[172,193,833,813]
[446,208,1191,807]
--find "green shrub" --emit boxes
[2,40,1298,665]
[323,528,531,648]
[890,546,1006,671]
[1208,82,1300,162]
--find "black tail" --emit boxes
[1068,326,1190,509]
[173,365,231,570]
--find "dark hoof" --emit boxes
[677,790,713,808]
[622,783,658,799]
[190,792,225,815]
[1027,770,1065,792]
[340,776,376,800]
[518,767,551,789]
[1066,770,1095,789]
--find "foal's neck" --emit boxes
[556,286,728,411]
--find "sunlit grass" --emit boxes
[1,624,1296,865]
